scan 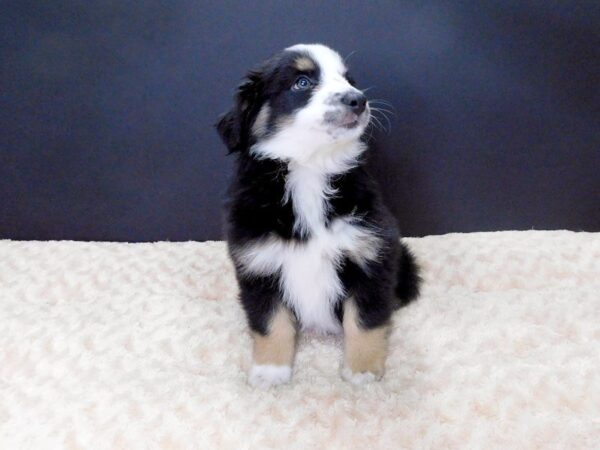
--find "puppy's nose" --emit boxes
[341,92,367,115]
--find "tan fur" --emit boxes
[252,306,297,366]
[251,105,270,137]
[343,299,389,376]
[294,56,315,71]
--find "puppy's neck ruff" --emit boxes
[252,124,367,237]
[283,163,333,237]
[253,136,365,238]
[251,132,366,174]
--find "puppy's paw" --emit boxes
[248,364,292,389]
[341,366,382,385]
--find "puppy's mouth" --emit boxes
[326,108,370,130]
[340,112,360,129]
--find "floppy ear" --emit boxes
[215,72,263,153]
[215,110,239,152]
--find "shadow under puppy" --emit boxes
[216,44,420,388]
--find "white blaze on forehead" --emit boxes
[284,43,359,115]
[286,43,347,80]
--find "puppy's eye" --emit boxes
[293,76,313,91]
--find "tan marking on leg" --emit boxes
[252,306,297,366]
[294,56,315,71]
[343,299,389,378]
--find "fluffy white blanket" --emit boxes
[1,231,598,449]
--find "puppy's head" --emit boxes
[216,44,370,163]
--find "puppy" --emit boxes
[216,44,420,388]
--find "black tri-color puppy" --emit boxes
[216,43,420,388]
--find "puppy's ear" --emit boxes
[215,110,239,152]
[216,71,263,153]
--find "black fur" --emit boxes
[216,50,321,154]
[216,47,420,336]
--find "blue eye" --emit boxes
[293,76,312,90]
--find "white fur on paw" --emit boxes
[341,367,382,385]
[248,364,292,389]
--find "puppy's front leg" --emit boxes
[342,298,390,384]
[249,305,297,388]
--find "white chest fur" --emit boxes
[234,165,380,334]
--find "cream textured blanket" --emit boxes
[1,231,599,449]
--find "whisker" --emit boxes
[369,99,396,109]
[371,108,396,120]
[378,113,392,133]
[368,115,385,133]
[370,109,395,127]
[369,115,383,130]
[369,105,396,116]
[369,106,396,116]
[369,98,394,104]
[344,50,357,63]
[370,109,392,132]
[364,124,376,142]
[369,114,388,134]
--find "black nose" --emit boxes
[341,91,367,115]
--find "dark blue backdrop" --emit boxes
[1,1,598,241]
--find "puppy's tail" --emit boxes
[394,241,421,308]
